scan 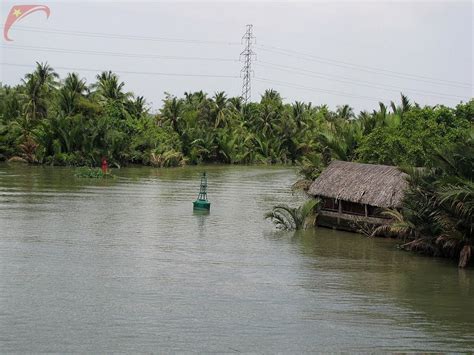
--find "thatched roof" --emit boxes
[308,160,408,208]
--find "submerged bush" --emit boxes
[74,167,114,179]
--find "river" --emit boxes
[0,163,472,352]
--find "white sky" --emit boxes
[1,0,472,112]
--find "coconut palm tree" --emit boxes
[292,101,307,130]
[390,93,411,117]
[126,96,148,117]
[265,199,320,230]
[160,96,183,135]
[317,120,362,161]
[93,71,131,103]
[228,96,243,112]
[260,89,282,105]
[0,85,22,123]
[336,104,354,120]
[63,73,87,95]
[24,62,58,91]
[21,62,58,121]
[212,91,229,128]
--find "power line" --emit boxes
[4,45,465,100]
[3,24,241,46]
[1,63,240,79]
[240,24,256,104]
[1,44,239,63]
[2,24,470,103]
[6,23,469,89]
[5,23,470,89]
[257,44,471,88]
[256,61,468,100]
[255,77,384,101]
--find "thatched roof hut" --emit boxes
[308,160,408,208]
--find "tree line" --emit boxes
[1,62,471,169]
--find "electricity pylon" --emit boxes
[240,24,256,104]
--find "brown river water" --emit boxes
[0,163,473,352]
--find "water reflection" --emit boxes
[193,209,209,236]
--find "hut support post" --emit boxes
[364,204,368,217]
[337,200,342,225]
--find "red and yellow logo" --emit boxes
[3,5,51,41]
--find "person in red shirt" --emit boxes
[101,157,108,174]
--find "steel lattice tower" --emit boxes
[240,24,256,104]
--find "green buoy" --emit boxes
[193,172,211,211]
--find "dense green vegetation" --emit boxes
[377,136,473,267]
[1,62,472,170]
[1,62,472,266]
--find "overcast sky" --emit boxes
[1,0,472,112]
